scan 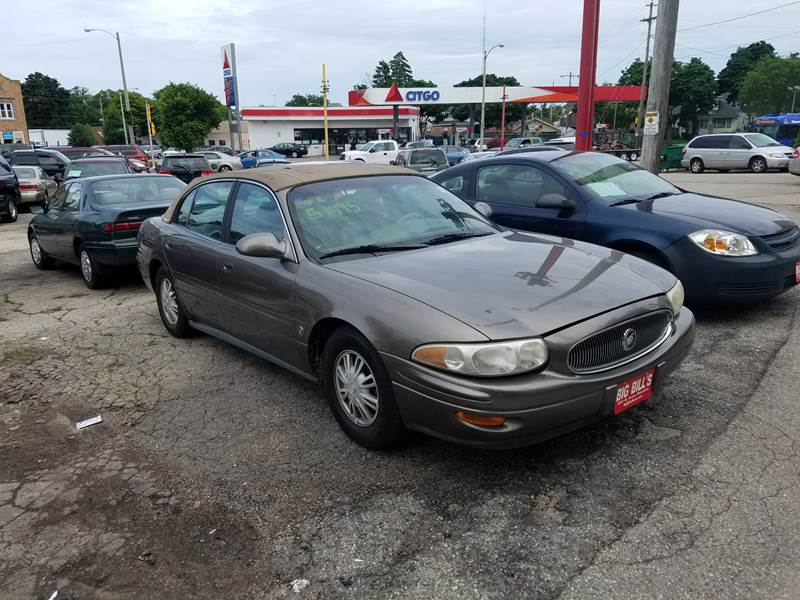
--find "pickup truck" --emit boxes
[341,140,399,164]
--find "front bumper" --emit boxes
[664,236,800,303]
[383,302,695,449]
[84,239,139,268]
[766,156,790,169]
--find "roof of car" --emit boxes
[68,173,178,184]
[69,156,127,163]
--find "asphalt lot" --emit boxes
[1,171,799,599]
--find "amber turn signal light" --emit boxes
[455,411,506,427]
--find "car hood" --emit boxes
[621,192,794,236]
[326,231,675,340]
[343,151,368,159]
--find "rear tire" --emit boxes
[219,164,232,172]
[749,156,767,173]
[155,266,194,338]
[690,158,704,174]
[1,199,17,223]
[29,235,55,269]
[79,245,110,289]
[322,327,406,449]
[291,151,298,158]
[629,152,639,161]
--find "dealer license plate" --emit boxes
[614,368,655,415]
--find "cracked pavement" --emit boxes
[1,172,799,599]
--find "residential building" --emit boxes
[695,95,749,135]
[206,120,250,151]
[0,73,29,144]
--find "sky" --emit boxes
[4,0,800,106]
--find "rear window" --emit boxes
[13,153,38,165]
[411,149,447,165]
[87,177,185,206]
[163,156,210,169]
[103,145,136,156]
[65,161,130,179]
[13,167,36,178]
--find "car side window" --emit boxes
[49,185,68,210]
[176,189,197,225]
[729,136,752,149]
[181,182,234,240]
[710,136,731,149]
[477,164,566,208]
[62,183,81,211]
[228,183,285,244]
[438,175,466,199]
[37,153,62,172]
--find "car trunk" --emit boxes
[104,203,171,241]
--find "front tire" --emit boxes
[1,199,17,223]
[79,245,110,289]
[219,164,232,172]
[322,327,406,449]
[749,157,767,173]
[155,267,194,338]
[291,151,298,158]
[690,158,705,174]
[29,235,55,269]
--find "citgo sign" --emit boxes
[405,90,440,102]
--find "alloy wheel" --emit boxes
[80,250,92,282]
[334,350,379,426]
[9,202,17,220]
[159,277,180,326]
[30,238,42,265]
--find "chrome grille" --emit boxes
[567,310,672,374]
[760,226,800,253]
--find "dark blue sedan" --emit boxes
[432,151,800,303]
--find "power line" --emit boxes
[677,1,800,32]
[597,37,647,80]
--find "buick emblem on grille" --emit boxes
[622,328,637,352]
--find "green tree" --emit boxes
[153,83,226,151]
[285,93,324,106]
[102,90,150,144]
[717,41,776,105]
[67,123,98,146]
[389,52,413,85]
[670,57,717,136]
[372,60,392,87]
[739,54,800,115]
[21,72,70,127]
[66,86,102,127]
[450,74,521,129]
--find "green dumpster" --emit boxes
[660,144,686,171]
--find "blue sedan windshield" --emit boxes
[550,152,680,205]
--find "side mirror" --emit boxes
[536,193,577,211]
[473,201,493,218]
[369,147,378,153]
[235,232,286,258]
[30,202,45,215]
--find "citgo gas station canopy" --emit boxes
[348,83,642,106]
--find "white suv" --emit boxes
[681,133,794,174]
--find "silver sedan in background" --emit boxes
[199,151,243,172]
[12,166,57,207]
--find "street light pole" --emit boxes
[85,28,135,144]
[789,85,800,113]
[479,43,503,151]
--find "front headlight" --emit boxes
[412,338,548,377]
[666,280,684,314]
[688,229,758,256]
[769,152,785,158]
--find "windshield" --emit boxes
[505,139,522,148]
[550,152,680,205]
[65,161,130,179]
[87,177,185,206]
[164,157,209,169]
[13,167,36,178]
[743,133,782,147]
[287,175,498,260]
[359,142,376,152]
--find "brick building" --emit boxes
[0,73,29,144]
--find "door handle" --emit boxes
[220,262,234,272]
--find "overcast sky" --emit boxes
[5,0,800,106]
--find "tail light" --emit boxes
[201,168,213,176]
[102,221,142,233]
[19,182,38,191]
[682,147,687,155]
[158,169,171,174]
[793,148,799,159]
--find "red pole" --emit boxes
[575,0,600,151]
[500,85,507,150]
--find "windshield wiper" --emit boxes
[422,231,491,246]
[319,244,427,260]
[608,198,642,207]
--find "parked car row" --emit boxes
[21,149,799,451]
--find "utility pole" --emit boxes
[118,91,128,145]
[635,0,656,144]
[322,64,330,160]
[641,0,680,173]
[560,72,579,87]
[789,85,800,112]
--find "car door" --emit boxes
[703,136,730,169]
[726,135,753,169]
[51,182,83,258]
[367,142,391,164]
[163,180,234,327]
[35,185,68,257]
[474,163,585,238]
[216,182,298,361]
